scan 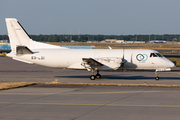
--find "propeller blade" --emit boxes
[123,48,124,59]
[121,48,127,68]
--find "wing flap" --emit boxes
[82,58,103,66]
[82,57,127,70]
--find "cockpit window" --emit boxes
[150,53,164,57]
[150,53,158,57]
[156,53,163,57]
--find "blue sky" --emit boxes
[1,0,180,35]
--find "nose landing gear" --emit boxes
[155,76,159,80]
[155,71,159,81]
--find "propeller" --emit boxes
[121,48,127,69]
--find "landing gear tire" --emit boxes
[155,77,159,81]
[95,74,101,79]
[90,75,96,80]
[155,71,159,81]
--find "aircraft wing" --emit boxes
[82,57,126,71]
[82,58,103,66]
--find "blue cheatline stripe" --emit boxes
[61,46,94,49]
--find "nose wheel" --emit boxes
[155,76,159,80]
[155,71,159,81]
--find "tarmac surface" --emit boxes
[1,85,180,120]
[1,56,180,120]
[0,56,180,85]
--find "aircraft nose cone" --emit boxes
[169,61,175,68]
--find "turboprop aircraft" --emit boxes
[5,18,175,80]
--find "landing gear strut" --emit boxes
[90,69,96,80]
[90,70,101,80]
[155,71,159,80]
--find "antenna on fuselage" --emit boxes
[108,46,112,49]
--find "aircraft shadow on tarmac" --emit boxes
[55,75,180,80]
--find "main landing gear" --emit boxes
[90,70,101,80]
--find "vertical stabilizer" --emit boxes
[5,18,32,52]
[5,18,64,53]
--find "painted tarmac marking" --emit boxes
[70,91,165,94]
[0,102,180,108]
[101,91,164,93]
[0,91,164,95]
[0,93,61,95]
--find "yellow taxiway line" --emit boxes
[0,90,165,95]
[0,102,180,108]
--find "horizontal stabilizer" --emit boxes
[13,58,34,64]
[16,46,33,55]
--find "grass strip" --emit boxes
[39,82,180,88]
[0,82,37,90]
[1,82,180,90]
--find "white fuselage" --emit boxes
[8,49,174,70]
